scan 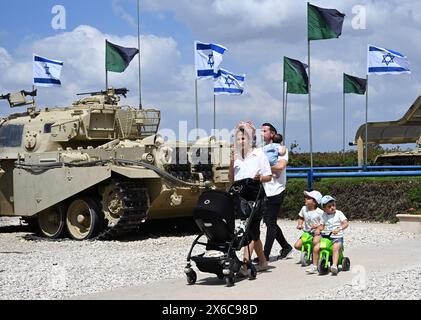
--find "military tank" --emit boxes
[0,88,231,240]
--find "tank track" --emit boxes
[95,179,150,240]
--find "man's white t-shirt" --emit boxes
[233,148,272,181]
[298,206,324,232]
[263,148,288,197]
[321,210,348,238]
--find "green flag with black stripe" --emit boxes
[308,3,345,41]
[343,73,367,95]
[106,40,139,73]
[284,56,309,94]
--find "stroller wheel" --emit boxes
[186,270,197,285]
[225,276,235,287]
[247,265,257,280]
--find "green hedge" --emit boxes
[281,177,421,223]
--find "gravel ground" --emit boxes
[310,266,421,300]
[0,217,419,300]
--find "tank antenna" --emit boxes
[137,0,143,110]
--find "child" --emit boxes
[262,134,287,167]
[262,134,287,179]
[306,195,349,275]
[294,190,323,252]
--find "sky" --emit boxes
[1,0,421,152]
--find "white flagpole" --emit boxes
[213,94,216,131]
[284,84,289,146]
[105,39,108,90]
[308,39,314,168]
[32,85,36,109]
[365,75,369,166]
[137,0,143,109]
[343,91,346,155]
[195,79,199,139]
[282,81,286,142]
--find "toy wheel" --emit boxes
[300,252,311,267]
[342,257,351,272]
[186,270,197,285]
[247,265,257,280]
[225,276,235,287]
[318,258,329,275]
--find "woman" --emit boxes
[228,121,272,271]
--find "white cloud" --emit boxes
[4,0,421,152]
[112,0,138,29]
[0,25,182,111]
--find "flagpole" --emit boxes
[137,0,143,110]
[195,79,199,139]
[105,39,108,90]
[343,91,346,156]
[308,39,314,169]
[365,75,369,166]
[213,94,216,131]
[282,81,286,142]
[32,85,36,110]
[285,85,289,146]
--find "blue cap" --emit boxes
[321,195,336,206]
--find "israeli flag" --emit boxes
[33,55,63,87]
[195,41,227,79]
[214,69,245,95]
[367,45,410,75]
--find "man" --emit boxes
[260,123,293,261]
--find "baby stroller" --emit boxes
[184,178,266,287]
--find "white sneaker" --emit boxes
[306,264,317,274]
[330,264,338,275]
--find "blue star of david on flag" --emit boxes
[214,69,245,95]
[382,53,395,66]
[43,63,52,77]
[194,41,227,79]
[207,55,215,68]
[33,55,64,87]
[224,75,235,87]
[367,45,410,75]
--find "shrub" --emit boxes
[281,177,421,223]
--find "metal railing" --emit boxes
[286,165,421,190]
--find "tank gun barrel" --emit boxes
[77,88,129,98]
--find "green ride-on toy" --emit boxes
[299,232,314,267]
[317,233,351,275]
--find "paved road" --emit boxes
[77,237,421,300]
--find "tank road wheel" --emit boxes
[38,205,66,239]
[101,183,125,228]
[66,198,101,240]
